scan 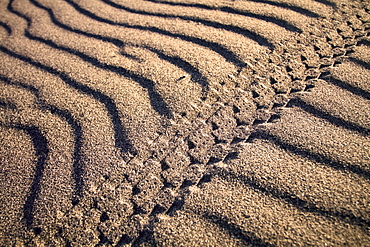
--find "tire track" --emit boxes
[117,2,369,244]
[168,5,369,243]
[1,0,369,245]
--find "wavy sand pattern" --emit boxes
[0,0,369,246]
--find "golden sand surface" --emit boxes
[0,0,369,245]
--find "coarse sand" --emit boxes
[0,0,369,246]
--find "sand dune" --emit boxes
[0,0,369,246]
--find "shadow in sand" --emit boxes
[203,212,276,246]
[20,125,48,229]
[1,124,49,229]
[9,0,173,119]
[0,20,12,34]
[0,46,133,155]
[44,104,84,205]
[27,0,123,46]
[131,230,157,247]
[312,0,337,7]
[144,46,209,91]
[146,0,319,18]
[0,75,84,204]
[357,39,370,47]
[213,164,370,228]
[349,57,370,71]
[0,99,16,109]
[247,130,370,180]
[28,0,209,94]
[63,0,247,67]
[320,74,370,100]
[242,0,321,17]
[287,97,369,136]
[102,0,302,33]
[36,1,209,91]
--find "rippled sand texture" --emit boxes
[0,0,369,246]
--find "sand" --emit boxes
[0,0,369,246]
